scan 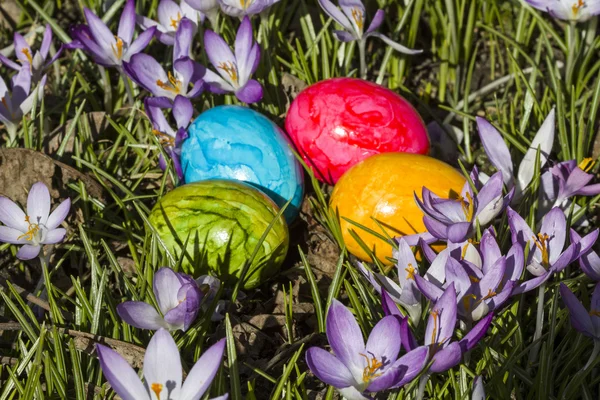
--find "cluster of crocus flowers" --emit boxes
[305,299,428,399]
[525,0,600,21]
[117,267,219,331]
[97,329,227,400]
[137,0,201,45]
[0,182,70,260]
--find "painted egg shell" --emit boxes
[330,153,465,264]
[285,77,430,185]
[181,105,304,223]
[148,180,289,289]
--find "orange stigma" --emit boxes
[590,310,600,317]
[359,353,384,383]
[217,61,238,83]
[111,36,124,60]
[460,192,475,221]
[405,263,416,280]
[156,71,182,94]
[578,157,595,172]
[21,48,33,65]
[430,309,440,344]
[572,0,585,16]
[351,8,364,31]
[152,129,175,146]
[170,12,182,29]
[150,383,163,399]
[17,216,40,242]
[532,233,550,267]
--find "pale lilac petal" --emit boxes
[517,109,555,193]
[476,117,513,186]
[337,386,370,400]
[143,329,183,396]
[16,244,41,260]
[512,272,551,294]
[333,30,356,42]
[43,228,66,244]
[425,284,456,346]
[40,25,53,59]
[117,301,168,330]
[591,283,600,333]
[203,30,236,84]
[173,96,193,129]
[305,347,356,388]
[477,257,505,296]
[394,239,421,306]
[414,274,444,302]
[559,283,595,337]
[381,289,403,317]
[480,229,502,274]
[158,0,183,29]
[174,57,195,88]
[368,32,422,54]
[505,243,524,283]
[429,341,462,373]
[125,26,157,60]
[180,339,226,400]
[0,54,20,70]
[154,267,182,314]
[236,79,263,103]
[366,9,384,33]
[474,172,504,225]
[0,197,27,231]
[248,42,260,75]
[46,198,70,230]
[123,53,170,97]
[459,313,493,352]
[389,345,429,388]
[507,207,535,251]
[550,243,577,272]
[326,299,365,374]
[84,8,117,56]
[559,167,594,200]
[96,344,148,400]
[174,17,195,61]
[576,183,600,196]
[540,207,566,264]
[26,182,51,225]
[472,376,485,400]
[423,216,449,240]
[365,316,401,365]
[445,258,471,298]
[234,16,253,81]
[317,0,353,31]
[14,33,31,65]
[400,316,419,352]
[366,365,405,392]
[0,226,27,244]
[118,0,136,45]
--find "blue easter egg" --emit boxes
[181,105,304,222]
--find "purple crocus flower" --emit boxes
[476,109,555,199]
[186,0,219,26]
[0,182,70,260]
[0,67,47,142]
[357,238,422,324]
[508,207,578,294]
[203,16,262,103]
[218,0,279,17]
[67,0,156,69]
[415,170,512,243]
[305,299,429,399]
[145,96,193,181]
[386,285,493,373]
[96,329,227,400]
[0,25,62,84]
[472,376,485,400]
[525,0,600,21]
[570,228,600,281]
[317,0,420,54]
[541,159,600,208]
[124,18,204,101]
[117,267,217,331]
[137,0,200,46]
[559,283,600,340]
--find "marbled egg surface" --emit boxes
[148,180,289,289]
[285,78,430,184]
[330,153,465,264]
[181,105,304,222]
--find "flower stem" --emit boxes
[565,21,577,92]
[358,38,367,79]
[416,374,430,400]
[121,72,135,107]
[583,340,600,370]
[528,282,546,366]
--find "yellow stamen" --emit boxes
[17,216,40,242]
[111,36,124,60]
[532,233,550,267]
[469,276,480,283]
[1,97,8,109]
[460,192,475,221]
[170,12,182,29]
[482,289,497,300]
[430,309,440,344]
[153,129,175,146]
[217,61,238,83]
[461,238,479,260]
[240,0,250,8]
[590,310,600,317]
[359,353,384,383]
[462,294,477,312]
[156,71,182,94]
[151,383,163,399]
[21,48,33,65]
[578,157,595,172]
[405,263,416,280]
[572,0,585,16]
[351,8,364,31]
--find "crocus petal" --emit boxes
[480,229,502,274]
[305,347,357,388]
[123,53,171,97]
[476,117,513,186]
[365,316,402,365]
[174,18,195,61]
[143,329,183,398]
[414,274,444,302]
[429,341,462,373]
[389,345,429,388]
[46,198,70,230]
[0,54,21,70]
[326,299,365,378]
[459,313,493,352]
[394,239,421,307]
[513,272,551,294]
[572,229,600,281]
[357,262,403,300]
[117,301,168,330]
[474,172,504,225]
[83,8,117,60]
[507,207,535,251]
[317,0,353,31]
[423,216,449,240]
[16,244,41,260]
[158,0,184,29]
[125,26,157,60]
[504,243,524,283]
[445,258,471,297]
[591,283,600,334]
[337,386,370,400]
[118,0,136,45]
[14,33,32,65]
[477,257,505,296]
[96,344,148,400]
[333,30,356,42]
[173,96,193,129]
[234,16,253,82]
[40,24,53,59]
[366,365,406,392]
[43,228,66,244]
[517,109,555,194]
[540,207,566,265]
[472,376,485,400]
[0,226,27,244]
[400,317,419,352]
[154,267,183,314]
[236,80,263,103]
[425,284,457,346]
[179,338,226,400]
[366,9,384,33]
[203,30,236,85]
[368,32,422,54]
[559,283,595,337]
[550,243,577,272]
[26,182,51,225]
[0,197,27,231]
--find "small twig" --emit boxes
[0,355,19,366]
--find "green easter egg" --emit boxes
[148,180,289,289]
